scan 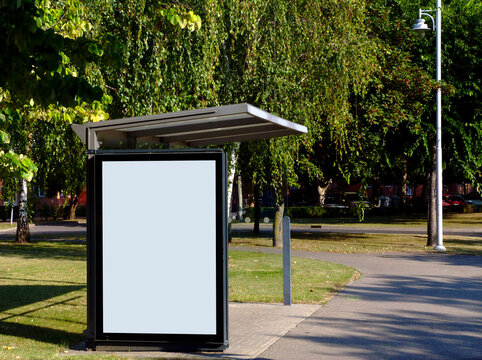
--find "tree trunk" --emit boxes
[427,139,437,247]
[253,186,260,235]
[401,157,408,208]
[317,179,332,206]
[273,201,285,247]
[69,196,79,220]
[237,175,243,220]
[227,149,238,221]
[15,179,30,243]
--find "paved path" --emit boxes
[68,303,320,359]
[1,221,480,238]
[0,222,86,240]
[249,248,482,360]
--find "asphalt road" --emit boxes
[0,222,86,239]
[1,221,480,239]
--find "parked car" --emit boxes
[445,194,467,207]
[344,192,372,209]
[441,196,452,208]
[324,194,348,209]
[461,192,482,206]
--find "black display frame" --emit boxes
[86,149,228,351]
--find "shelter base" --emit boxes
[90,340,228,352]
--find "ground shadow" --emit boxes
[0,284,85,346]
[0,285,85,313]
[341,274,482,312]
[280,311,482,359]
[33,221,86,228]
[0,321,83,346]
[381,253,482,267]
[0,233,86,241]
[232,229,373,241]
[0,241,86,260]
[266,272,482,359]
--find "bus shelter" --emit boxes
[72,103,307,351]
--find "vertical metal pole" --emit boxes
[283,216,291,305]
[434,0,446,251]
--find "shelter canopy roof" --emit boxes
[72,103,307,150]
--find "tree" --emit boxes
[0,0,104,242]
[0,109,37,243]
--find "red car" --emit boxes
[441,195,452,208]
[444,194,467,207]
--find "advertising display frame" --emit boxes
[86,149,228,351]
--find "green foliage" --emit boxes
[1,0,479,220]
[0,109,38,182]
[0,0,103,108]
[83,0,212,118]
[395,0,482,188]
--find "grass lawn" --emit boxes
[231,232,482,255]
[0,240,356,359]
[0,223,16,230]
[231,212,482,255]
[229,250,357,303]
[290,212,482,229]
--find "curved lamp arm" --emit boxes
[419,9,436,31]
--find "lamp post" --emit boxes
[413,1,446,251]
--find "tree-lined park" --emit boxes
[1,0,481,247]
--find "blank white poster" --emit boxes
[102,160,217,334]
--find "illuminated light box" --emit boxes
[87,150,228,351]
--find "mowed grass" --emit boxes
[0,241,89,360]
[292,212,482,229]
[228,250,357,304]
[0,240,356,359]
[231,232,482,255]
[0,223,16,230]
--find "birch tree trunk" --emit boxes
[15,179,30,243]
[237,175,243,220]
[227,149,237,221]
[273,201,284,247]
[317,179,332,206]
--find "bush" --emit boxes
[35,204,86,221]
[463,205,480,213]
[244,206,354,219]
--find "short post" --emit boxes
[283,216,291,305]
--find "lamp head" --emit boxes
[412,18,431,38]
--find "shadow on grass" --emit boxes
[446,237,482,247]
[232,229,372,241]
[0,285,85,313]
[0,321,83,346]
[0,233,86,241]
[0,285,85,345]
[0,241,86,261]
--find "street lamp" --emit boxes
[413,1,446,251]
